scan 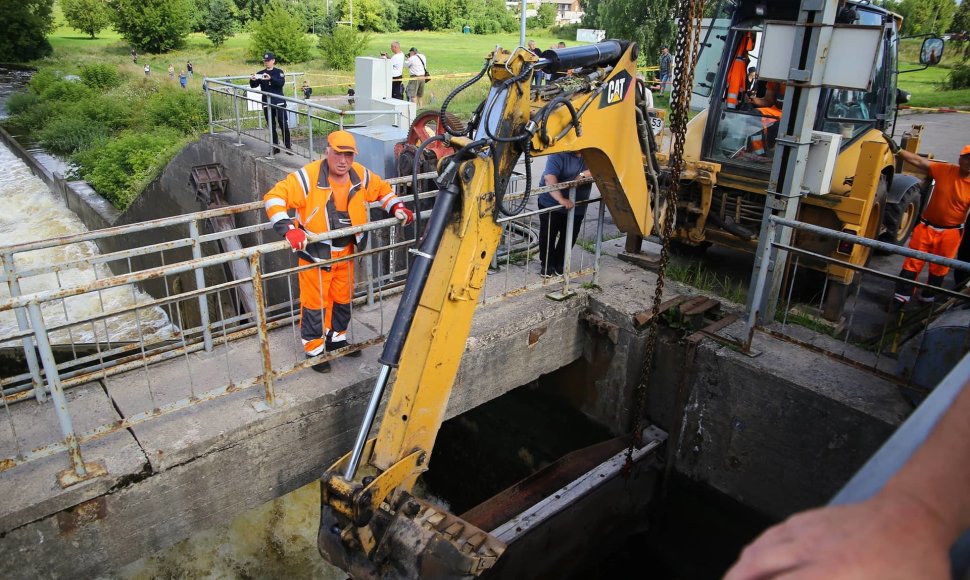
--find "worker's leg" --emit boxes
[325,251,361,356]
[277,103,291,149]
[955,224,970,287]
[895,223,932,304]
[922,228,963,302]
[265,105,279,148]
[299,263,329,357]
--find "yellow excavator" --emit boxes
[317,40,662,578]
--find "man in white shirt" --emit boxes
[404,47,428,108]
[384,41,405,100]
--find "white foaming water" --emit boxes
[0,142,175,345]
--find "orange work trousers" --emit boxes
[298,246,354,356]
[901,222,964,277]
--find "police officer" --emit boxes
[250,51,291,155]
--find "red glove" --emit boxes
[391,202,414,226]
[285,225,307,252]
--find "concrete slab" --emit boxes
[0,381,147,533]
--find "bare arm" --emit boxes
[897,149,932,173]
[543,174,574,210]
[725,381,970,580]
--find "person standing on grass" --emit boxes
[659,46,674,96]
[404,47,428,108]
[144,63,150,77]
[187,61,193,78]
[179,71,187,89]
[383,42,405,100]
[168,64,175,80]
[131,49,137,64]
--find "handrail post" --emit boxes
[189,220,214,352]
[249,253,277,408]
[233,87,243,145]
[744,217,777,352]
[1,252,45,401]
[307,104,315,160]
[593,195,605,286]
[25,302,89,481]
[206,80,214,135]
[561,185,577,293]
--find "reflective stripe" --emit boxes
[269,211,290,224]
[265,198,286,210]
[330,331,346,342]
[297,168,310,197]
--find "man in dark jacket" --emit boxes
[250,51,291,155]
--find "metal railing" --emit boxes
[0,169,603,486]
[745,215,970,391]
[204,74,406,160]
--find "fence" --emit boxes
[204,74,406,160]
[0,170,602,486]
[745,215,970,398]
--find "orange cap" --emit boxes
[962,144,970,157]
[328,130,358,154]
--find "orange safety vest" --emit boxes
[726,32,754,109]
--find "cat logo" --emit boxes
[599,70,633,109]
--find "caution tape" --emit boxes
[900,105,970,114]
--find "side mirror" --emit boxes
[897,88,910,105]
[920,37,944,66]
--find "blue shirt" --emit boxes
[538,153,592,218]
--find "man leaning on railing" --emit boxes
[263,131,414,373]
[250,51,292,155]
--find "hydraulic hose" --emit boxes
[440,59,491,137]
[411,134,448,241]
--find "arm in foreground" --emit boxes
[724,381,970,580]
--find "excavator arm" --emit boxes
[318,40,657,579]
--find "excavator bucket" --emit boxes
[318,493,506,579]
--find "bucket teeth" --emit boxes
[443,522,464,539]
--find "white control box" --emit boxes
[803,131,842,195]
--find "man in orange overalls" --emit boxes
[893,144,970,308]
[264,131,414,372]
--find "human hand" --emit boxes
[724,490,953,580]
[882,132,901,155]
[263,73,270,80]
[560,199,575,210]
[391,202,414,225]
[285,226,307,252]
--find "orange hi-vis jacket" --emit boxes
[263,160,400,267]
[726,32,754,109]
[921,162,970,228]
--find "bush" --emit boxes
[37,116,109,154]
[5,91,38,116]
[0,0,55,62]
[79,64,123,90]
[39,79,94,104]
[248,0,313,63]
[552,23,581,40]
[318,26,372,71]
[72,129,186,209]
[143,87,208,134]
[944,63,970,89]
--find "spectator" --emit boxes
[528,39,543,86]
[747,66,758,91]
[347,87,356,107]
[404,47,428,108]
[262,131,414,373]
[537,152,593,277]
[131,49,137,64]
[249,51,292,155]
[383,41,405,100]
[637,73,655,110]
[144,63,150,77]
[168,63,175,80]
[302,80,312,100]
[179,70,187,89]
[187,61,194,78]
[893,145,970,307]
[659,46,674,96]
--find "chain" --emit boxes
[626,0,707,470]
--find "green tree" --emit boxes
[398,0,432,30]
[0,0,55,61]
[950,0,970,33]
[61,0,111,38]
[110,0,193,52]
[896,0,956,35]
[331,0,398,32]
[533,3,556,28]
[582,0,676,65]
[318,25,370,70]
[204,0,237,46]
[248,0,312,63]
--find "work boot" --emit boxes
[326,336,362,357]
[307,354,331,373]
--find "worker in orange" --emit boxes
[264,131,414,372]
[892,144,970,308]
[746,81,786,156]
[725,32,754,110]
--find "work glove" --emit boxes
[882,132,901,155]
[391,202,414,226]
[285,225,307,252]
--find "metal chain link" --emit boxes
[626,0,707,469]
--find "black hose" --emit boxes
[539,96,580,145]
[412,134,447,241]
[440,59,491,137]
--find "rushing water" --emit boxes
[0,142,174,345]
